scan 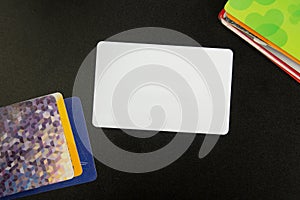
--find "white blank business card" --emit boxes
[93,41,233,135]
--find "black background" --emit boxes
[0,0,300,199]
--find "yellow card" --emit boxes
[55,93,83,177]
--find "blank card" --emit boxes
[93,41,233,135]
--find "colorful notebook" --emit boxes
[2,97,97,200]
[220,0,300,83]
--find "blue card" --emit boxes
[2,97,97,200]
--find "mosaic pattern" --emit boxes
[0,94,74,198]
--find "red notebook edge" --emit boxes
[218,9,300,83]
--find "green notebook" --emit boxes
[225,0,300,63]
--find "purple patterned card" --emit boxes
[0,93,74,198]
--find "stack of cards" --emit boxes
[220,0,300,82]
[0,93,97,199]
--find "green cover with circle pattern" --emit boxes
[225,0,300,62]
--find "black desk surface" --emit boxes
[0,0,300,199]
